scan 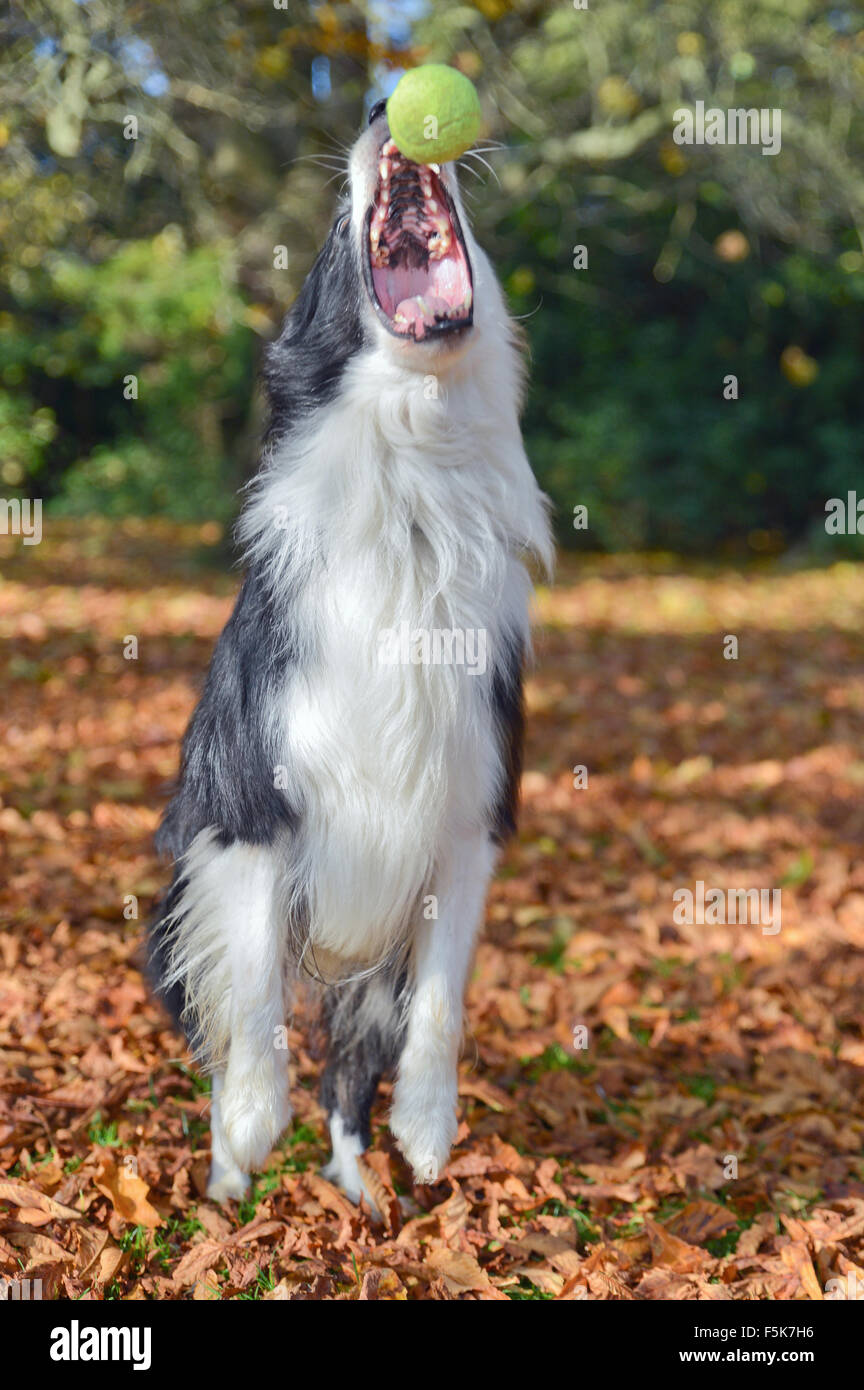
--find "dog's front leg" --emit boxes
[207,1071,254,1202]
[390,830,497,1184]
[204,843,292,1199]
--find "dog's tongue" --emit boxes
[393,293,452,340]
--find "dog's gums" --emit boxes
[365,138,473,341]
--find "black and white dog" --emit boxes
[148,99,552,1205]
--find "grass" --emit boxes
[87,1113,121,1147]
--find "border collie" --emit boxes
[148,98,552,1206]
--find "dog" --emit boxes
[147,97,552,1206]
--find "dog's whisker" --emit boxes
[512,296,545,322]
[317,131,354,155]
[460,150,501,187]
[456,160,485,185]
[321,171,351,192]
[291,154,349,172]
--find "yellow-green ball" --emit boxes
[386,65,481,165]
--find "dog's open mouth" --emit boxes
[364,139,473,341]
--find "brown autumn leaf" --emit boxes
[512,1231,577,1260]
[0,1180,82,1222]
[13,1207,56,1227]
[357,1268,407,1300]
[95,1245,126,1286]
[557,1274,590,1300]
[171,1238,228,1289]
[430,1183,469,1242]
[192,1272,221,1301]
[667,1146,728,1192]
[638,1269,733,1300]
[568,1179,641,1203]
[511,1264,565,1295]
[6,530,864,1300]
[6,1229,75,1268]
[600,1005,632,1041]
[93,1158,163,1229]
[395,1212,439,1246]
[780,1242,824,1301]
[669,1200,739,1246]
[354,1155,399,1231]
[196,1204,233,1240]
[73,1224,108,1278]
[302,1171,358,1221]
[458,1077,513,1112]
[644,1218,712,1273]
[425,1247,494,1295]
[263,1279,294,1300]
[549,1248,583,1277]
[578,1146,646,1184]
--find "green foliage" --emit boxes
[514,230,864,552]
[417,0,864,553]
[2,0,863,547]
[1,229,254,518]
[0,390,57,485]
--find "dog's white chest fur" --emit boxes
[242,334,549,967]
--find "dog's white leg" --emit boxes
[322,1111,381,1216]
[161,832,291,1196]
[216,843,292,1175]
[390,829,496,1183]
[322,1111,366,1199]
[206,1070,251,1202]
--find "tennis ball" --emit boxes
[386,64,481,165]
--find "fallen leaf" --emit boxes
[93,1159,163,1228]
[0,1180,82,1222]
[425,1247,494,1295]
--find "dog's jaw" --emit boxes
[350,114,477,362]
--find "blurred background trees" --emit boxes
[2,0,862,550]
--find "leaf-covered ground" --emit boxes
[1,521,863,1300]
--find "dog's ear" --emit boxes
[263,206,366,434]
[281,210,356,342]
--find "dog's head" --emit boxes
[264,99,503,433]
[352,98,474,350]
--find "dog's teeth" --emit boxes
[427,214,453,260]
[429,163,440,174]
[379,159,390,180]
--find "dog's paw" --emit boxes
[321,1156,382,1220]
[206,1162,251,1204]
[220,1067,292,1172]
[390,1072,458,1185]
[322,1112,382,1219]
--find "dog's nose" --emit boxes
[367,98,387,126]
